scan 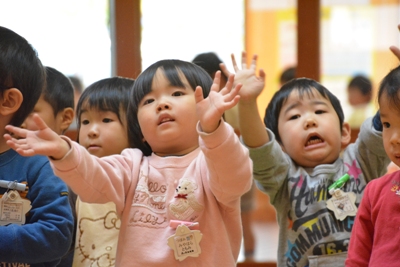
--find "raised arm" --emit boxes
[4,113,70,159]
[195,71,241,133]
[221,51,269,148]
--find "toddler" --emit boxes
[5,59,252,266]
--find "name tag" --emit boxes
[0,190,31,225]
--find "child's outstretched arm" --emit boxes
[4,113,70,159]
[195,71,241,133]
[221,51,269,148]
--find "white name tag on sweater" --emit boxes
[0,190,31,225]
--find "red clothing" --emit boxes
[346,171,400,266]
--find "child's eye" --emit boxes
[383,122,391,128]
[143,98,154,105]
[103,118,113,123]
[289,114,300,120]
[172,91,184,96]
[315,110,326,114]
[81,119,89,125]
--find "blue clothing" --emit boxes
[0,149,74,266]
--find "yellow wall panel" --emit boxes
[246,9,280,118]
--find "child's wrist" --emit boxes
[200,120,221,134]
[238,98,258,107]
[50,139,71,160]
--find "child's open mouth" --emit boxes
[158,114,175,125]
[305,135,324,147]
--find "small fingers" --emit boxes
[5,138,23,151]
[194,86,204,104]
[259,68,267,81]
[211,71,222,92]
[231,53,239,72]
[33,113,48,130]
[221,74,235,93]
[219,63,232,78]
[231,83,242,98]
[241,51,247,69]
[390,46,400,61]
[5,125,27,139]
[223,80,242,102]
[250,54,258,70]
[15,147,36,157]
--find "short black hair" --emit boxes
[192,52,227,79]
[76,77,135,134]
[264,78,344,143]
[378,65,400,113]
[0,26,45,126]
[280,66,296,85]
[348,75,372,96]
[128,59,212,156]
[44,66,74,117]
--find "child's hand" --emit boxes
[390,24,400,61]
[195,71,242,133]
[223,51,266,103]
[4,114,70,159]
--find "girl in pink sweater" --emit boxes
[5,59,253,267]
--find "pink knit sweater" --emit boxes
[50,122,252,266]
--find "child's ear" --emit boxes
[59,107,75,133]
[340,122,351,148]
[0,88,23,116]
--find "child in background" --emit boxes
[226,52,390,266]
[279,66,296,87]
[67,75,84,133]
[192,52,239,133]
[346,75,375,129]
[73,77,133,266]
[21,66,76,267]
[5,59,252,266]
[345,63,400,267]
[192,51,256,261]
[0,26,74,266]
[22,66,75,135]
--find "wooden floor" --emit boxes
[236,188,279,267]
[236,221,279,267]
[238,262,276,267]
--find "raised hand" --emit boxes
[4,114,70,159]
[195,71,242,133]
[228,52,266,103]
[231,52,270,147]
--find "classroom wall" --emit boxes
[245,0,400,121]
[245,0,400,222]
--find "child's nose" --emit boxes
[304,117,317,129]
[157,103,170,112]
[390,132,400,145]
[88,125,99,137]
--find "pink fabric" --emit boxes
[51,122,252,266]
